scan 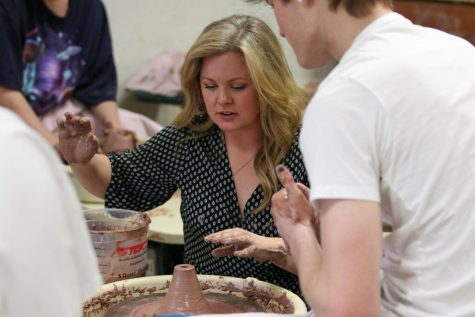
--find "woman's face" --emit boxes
[200,51,261,134]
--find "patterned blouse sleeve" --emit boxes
[104,126,184,211]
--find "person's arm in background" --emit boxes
[73,1,137,153]
[0,87,59,148]
[272,166,382,317]
[0,1,59,149]
[91,100,121,130]
[73,0,120,130]
[91,100,138,153]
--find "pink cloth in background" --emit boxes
[125,50,185,97]
[42,99,163,139]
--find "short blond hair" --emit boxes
[246,0,393,17]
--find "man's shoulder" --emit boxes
[0,108,49,153]
[0,108,28,134]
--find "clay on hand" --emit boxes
[271,165,320,254]
[204,228,288,267]
[101,121,138,154]
[272,165,317,227]
[57,112,99,164]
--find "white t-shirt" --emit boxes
[0,108,102,317]
[301,13,475,317]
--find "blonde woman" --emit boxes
[58,14,309,296]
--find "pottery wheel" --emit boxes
[104,264,269,317]
[104,292,265,316]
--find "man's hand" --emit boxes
[57,112,99,164]
[271,165,319,254]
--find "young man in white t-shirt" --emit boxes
[0,108,101,317]
[246,0,475,316]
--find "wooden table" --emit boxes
[145,191,183,245]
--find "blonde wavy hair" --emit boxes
[174,14,309,212]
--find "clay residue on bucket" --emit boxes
[87,212,151,233]
[84,209,151,284]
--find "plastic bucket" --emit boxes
[84,208,151,284]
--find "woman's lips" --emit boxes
[217,112,237,120]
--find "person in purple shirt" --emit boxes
[0,0,161,155]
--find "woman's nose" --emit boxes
[218,89,231,104]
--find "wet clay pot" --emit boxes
[158,264,213,314]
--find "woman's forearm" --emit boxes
[70,154,112,198]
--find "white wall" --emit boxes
[102,0,331,102]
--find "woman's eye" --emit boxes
[231,85,245,90]
[203,84,217,90]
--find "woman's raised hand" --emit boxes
[57,112,99,164]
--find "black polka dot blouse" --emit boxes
[105,125,309,297]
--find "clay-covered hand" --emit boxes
[57,112,99,164]
[204,228,289,267]
[101,121,138,154]
[271,165,319,252]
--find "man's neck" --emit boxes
[330,4,392,60]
